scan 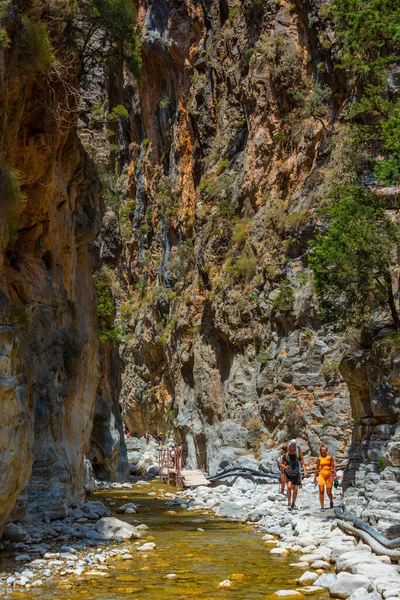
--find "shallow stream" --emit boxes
[1,483,329,599]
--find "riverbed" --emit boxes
[0,482,330,599]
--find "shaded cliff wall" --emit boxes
[340,327,400,534]
[0,5,127,533]
[117,0,353,473]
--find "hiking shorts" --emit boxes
[286,471,301,486]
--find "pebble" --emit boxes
[165,573,177,579]
[218,579,233,589]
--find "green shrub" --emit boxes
[187,324,200,335]
[73,0,142,77]
[216,158,230,175]
[108,104,129,122]
[272,280,294,313]
[1,155,26,221]
[226,248,257,282]
[321,360,340,376]
[18,18,54,74]
[309,187,400,327]
[376,457,386,470]
[0,28,9,49]
[257,346,271,364]
[228,5,240,19]
[232,219,251,245]
[99,325,122,345]
[159,95,171,109]
[142,138,150,147]
[262,35,302,103]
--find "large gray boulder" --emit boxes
[82,501,111,519]
[328,573,374,598]
[95,517,141,540]
[2,523,30,542]
[346,588,382,600]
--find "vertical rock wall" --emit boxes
[340,328,400,534]
[0,10,127,532]
[117,0,353,473]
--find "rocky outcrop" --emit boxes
[340,326,400,534]
[117,0,353,473]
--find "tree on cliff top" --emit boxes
[309,187,400,329]
[71,0,141,77]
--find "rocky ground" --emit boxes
[1,462,399,599]
[178,477,400,599]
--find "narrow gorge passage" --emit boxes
[0,483,322,600]
[0,0,399,599]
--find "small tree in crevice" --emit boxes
[309,187,400,328]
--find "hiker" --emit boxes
[314,445,337,510]
[144,430,151,445]
[280,439,307,510]
[278,443,288,495]
[170,445,175,465]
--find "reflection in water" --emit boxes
[0,483,329,599]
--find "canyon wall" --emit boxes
[118,0,354,474]
[0,4,127,534]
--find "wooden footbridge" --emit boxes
[158,444,210,489]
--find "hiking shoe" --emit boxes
[320,507,325,511]
[330,501,334,509]
[288,504,292,511]
[291,504,296,510]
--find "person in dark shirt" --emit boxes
[279,439,307,510]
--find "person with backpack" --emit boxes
[280,439,307,510]
[278,443,288,495]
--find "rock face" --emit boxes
[340,327,400,533]
[117,0,353,473]
[0,7,127,533]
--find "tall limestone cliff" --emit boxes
[111,0,398,527]
[0,1,129,534]
[116,0,352,471]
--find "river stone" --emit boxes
[312,560,330,570]
[137,542,156,551]
[347,588,384,600]
[298,572,319,585]
[116,503,138,514]
[290,562,311,568]
[95,517,140,540]
[298,587,328,596]
[60,546,77,555]
[218,580,233,589]
[272,591,305,599]
[335,551,384,573]
[315,573,338,589]
[353,563,400,580]
[15,554,30,561]
[271,548,290,556]
[374,577,400,596]
[82,501,111,519]
[83,530,107,541]
[328,573,374,598]
[166,573,177,579]
[2,523,30,542]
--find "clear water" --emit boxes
[0,483,329,599]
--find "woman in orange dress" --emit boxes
[314,445,336,510]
